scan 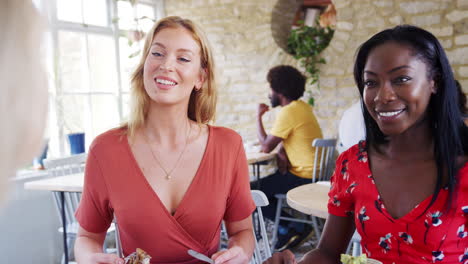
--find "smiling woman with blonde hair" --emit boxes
[75,16,255,264]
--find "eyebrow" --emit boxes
[364,65,412,76]
[152,42,195,55]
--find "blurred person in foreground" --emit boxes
[264,25,468,264]
[0,0,48,208]
[257,65,323,250]
[74,16,255,264]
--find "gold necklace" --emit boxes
[143,122,191,180]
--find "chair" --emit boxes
[270,138,337,252]
[250,190,272,264]
[44,153,115,263]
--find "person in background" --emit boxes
[257,65,323,250]
[264,25,468,264]
[74,16,255,264]
[337,100,366,154]
[456,80,468,125]
[0,0,48,208]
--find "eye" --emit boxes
[394,76,411,84]
[178,57,191,62]
[151,51,163,57]
[364,79,377,88]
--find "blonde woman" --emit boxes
[74,16,255,264]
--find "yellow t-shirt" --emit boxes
[270,100,323,179]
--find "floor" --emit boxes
[263,218,318,260]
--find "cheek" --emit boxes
[363,88,375,111]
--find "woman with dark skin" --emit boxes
[264,25,468,264]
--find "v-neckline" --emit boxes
[363,148,437,222]
[125,125,212,219]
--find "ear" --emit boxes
[430,80,437,94]
[195,68,206,90]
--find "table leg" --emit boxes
[60,191,69,264]
[255,164,261,189]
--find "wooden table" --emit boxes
[246,151,276,189]
[286,182,330,219]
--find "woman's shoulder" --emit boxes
[89,127,127,152]
[209,125,242,142]
[338,140,367,161]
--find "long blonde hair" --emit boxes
[125,16,217,138]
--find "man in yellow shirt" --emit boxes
[257,65,323,250]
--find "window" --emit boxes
[38,0,164,157]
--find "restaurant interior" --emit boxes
[1,0,468,263]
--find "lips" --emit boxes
[375,108,405,120]
[154,76,178,90]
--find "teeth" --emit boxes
[378,109,403,117]
[156,78,176,85]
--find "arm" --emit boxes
[212,216,255,264]
[75,226,124,264]
[257,103,282,153]
[263,215,355,264]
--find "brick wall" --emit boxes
[165,0,468,139]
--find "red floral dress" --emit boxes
[328,142,468,264]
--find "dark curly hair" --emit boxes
[267,65,305,100]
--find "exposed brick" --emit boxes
[446,10,468,23]
[399,2,440,14]
[455,35,468,45]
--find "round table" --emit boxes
[286,182,330,219]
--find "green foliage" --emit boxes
[287,21,334,88]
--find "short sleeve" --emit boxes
[327,151,355,217]
[270,107,294,139]
[224,141,256,222]
[75,150,113,233]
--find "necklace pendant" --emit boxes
[166,175,172,180]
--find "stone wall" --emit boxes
[164,0,468,139]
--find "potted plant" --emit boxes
[287,21,334,106]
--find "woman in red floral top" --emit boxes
[264,25,468,264]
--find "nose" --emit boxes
[159,56,175,72]
[374,81,396,103]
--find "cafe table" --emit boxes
[286,182,331,219]
[23,151,276,263]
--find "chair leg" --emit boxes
[311,216,322,241]
[270,197,284,252]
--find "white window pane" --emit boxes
[91,95,119,136]
[122,93,130,120]
[58,31,88,92]
[118,2,155,31]
[61,95,87,134]
[136,4,155,33]
[57,0,83,24]
[117,1,134,31]
[119,36,144,92]
[88,34,118,92]
[83,0,108,27]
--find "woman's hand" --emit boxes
[83,252,124,264]
[262,250,297,264]
[212,246,250,264]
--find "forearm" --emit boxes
[75,235,104,263]
[256,115,267,144]
[298,248,340,264]
[227,229,255,261]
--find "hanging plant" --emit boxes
[287,21,334,105]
